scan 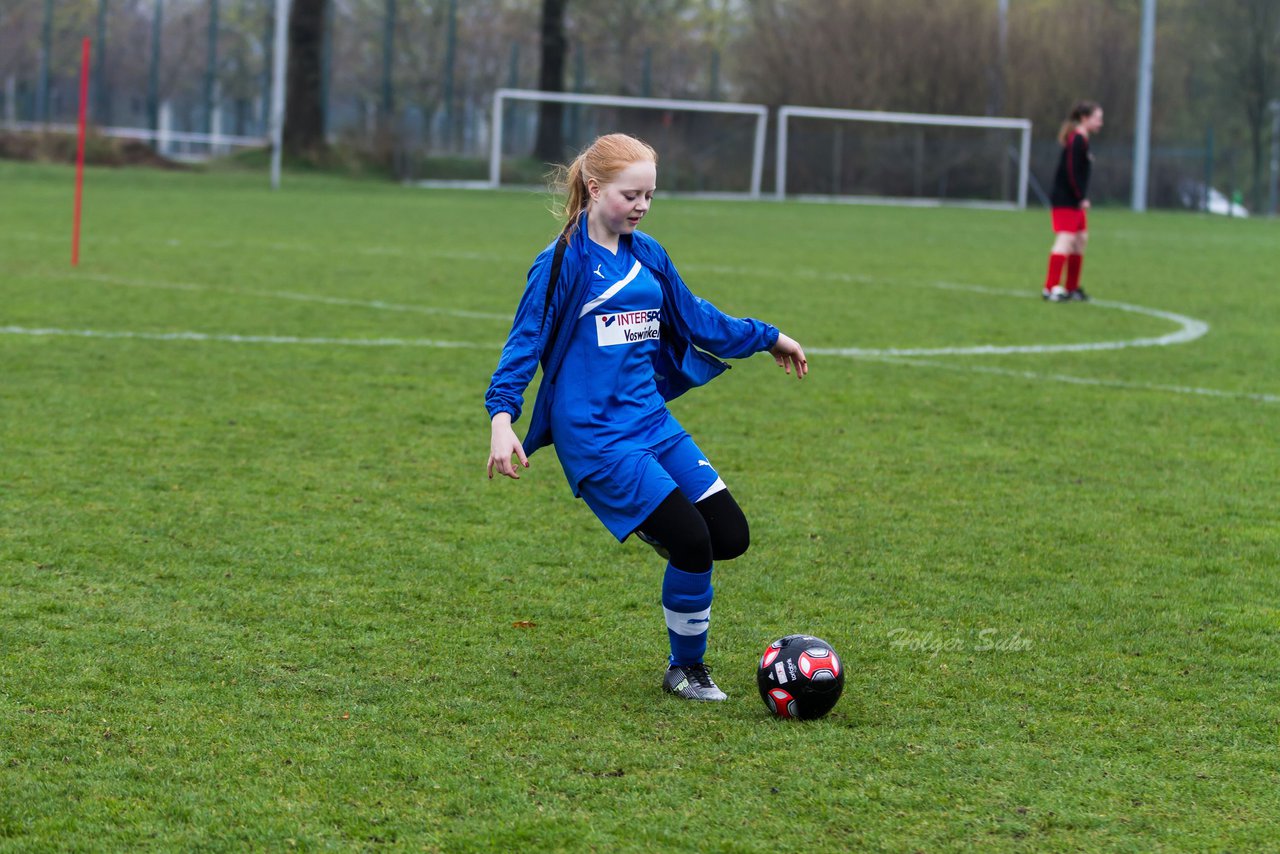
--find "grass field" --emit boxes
[1,159,1278,851]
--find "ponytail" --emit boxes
[551,153,591,241]
[1058,100,1101,146]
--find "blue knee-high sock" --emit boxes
[662,563,713,667]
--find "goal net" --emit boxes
[489,89,768,198]
[776,106,1032,209]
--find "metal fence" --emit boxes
[0,0,1267,213]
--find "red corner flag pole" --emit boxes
[72,37,91,267]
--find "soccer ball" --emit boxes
[756,634,845,720]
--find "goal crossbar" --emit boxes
[776,105,1033,208]
[490,88,770,197]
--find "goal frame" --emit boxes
[489,88,770,199]
[775,105,1033,209]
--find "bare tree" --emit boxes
[534,0,567,164]
[284,0,326,158]
[1198,0,1280,211]
[735,0,995,115]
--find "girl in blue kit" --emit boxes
[485,133,808,702]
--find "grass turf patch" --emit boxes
[1,160,1277,850]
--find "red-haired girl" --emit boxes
[486,134,807,702]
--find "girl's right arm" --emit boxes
[484,246,557,479]
[488,412,528,480]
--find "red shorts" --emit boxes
[1052,207,1087,233]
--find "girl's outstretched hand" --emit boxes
[488,413,529,480]
[769,332,809,379]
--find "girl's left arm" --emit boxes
[769,331,808,378]
[659,253,780,359]
[676,271,808,378]
[1073,136,1092,204]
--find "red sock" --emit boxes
[1045,253,1066,290]
[1065,254,1083,292]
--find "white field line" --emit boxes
[0,325,493,348]
[808,281,1209,357]
[4,230,515,264]
[41,271,511,321]
[11,267,1212,355]
[3,258,1275,404]
[855,354,1280,405]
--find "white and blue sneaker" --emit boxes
[663,662,727,701]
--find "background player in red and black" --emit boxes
[1044,100,1103,302]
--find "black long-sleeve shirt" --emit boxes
[1050,132,1092,209]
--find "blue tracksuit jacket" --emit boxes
[485,218,779,468]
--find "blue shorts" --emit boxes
[577,432,727,542]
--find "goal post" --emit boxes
[490,88,769,198]
[776,106,1033,209]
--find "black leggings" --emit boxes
[635,488,750,573]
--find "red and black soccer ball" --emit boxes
[756,635,844,720]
